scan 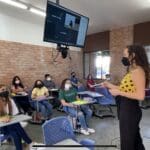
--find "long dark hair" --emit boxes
[60,78,70,90]
[127,45,150,87]
[12,76,24,89]
[0,84,12,115]
[87,74,93,80]
[33,80,44,88]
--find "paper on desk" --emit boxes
[72,100,88,105]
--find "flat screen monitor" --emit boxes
[43,1,89,48]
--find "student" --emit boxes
[86,74,95,91]
[43,74,60,108]
[43,74,56,89]
[11,76,32,114]
[59,79,95,135]
[0,84,32,150]
[102,45,149,150]
[70,72,79,89]
[31,80,52,120]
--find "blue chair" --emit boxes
[93,87,115,118]
[0,134,10,146]
[78,85,86,92]
[42,116,95,150]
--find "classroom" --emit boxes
[0,0,150,150]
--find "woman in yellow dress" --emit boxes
[102,45,149,150]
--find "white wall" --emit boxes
[0,12,81,51]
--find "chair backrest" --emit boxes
[42,116,76,145]
[95,87,115,104]
[78,85,86,92]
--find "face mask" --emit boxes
[65,84,71,90]
[37,84,43,88]
[121,57,130,66]
[0,91,9,98]
[15,80,20,84]
[47,78,51,81]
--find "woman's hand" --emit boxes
[109,89,120,96]
[0,116,11,123]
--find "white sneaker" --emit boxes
[87,128,95,134]
[80,128,90,135]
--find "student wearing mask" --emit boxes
[11,76,32,114]
[43,74,56,89]
[0,84,32,150]
[102,45,149,150]
[43,74,60,108]
[59,79,95,135]
[87,74,95,91]
[70,72,79,89]
[31,80,52,120]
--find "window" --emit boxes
[84,50,110,79]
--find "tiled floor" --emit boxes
[1,106,150,150]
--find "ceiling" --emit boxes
[0,0,150,34]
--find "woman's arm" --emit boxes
[109,68,145,101]
[60,99,74,107]
[101,81,119,89]
[31,89,37,99]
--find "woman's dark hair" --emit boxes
[33,80,44,88]
[127,44,150,87]
[0,84,12,115]
[12,76,24,89]
[60,78,70,90]
[45,74,50,79]
[87,74,93,80]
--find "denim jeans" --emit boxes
[1,123,32,150]
[64,105,92,130]
[33,100,52,118]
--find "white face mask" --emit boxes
[65,84,71,90]
[47,77,51,81]
[15,80,20,84]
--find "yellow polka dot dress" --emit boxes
[119,72,136,93]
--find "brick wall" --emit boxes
[0,40,83,88]
[110,26,133,84]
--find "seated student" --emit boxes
[59,78,95,135]
[31,80,52,120]
[11,76,32,114]
[43,74,56,89]
[86,74,95,91]
[43,74,60,108]
[70,72,80,89]
[0,84,32,150]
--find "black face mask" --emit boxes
[37,84,43,88]
[0,91,9,98]
[121,57,130,66]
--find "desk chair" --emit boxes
[0,134,10,146]
[140,88,150,109]
[94,87,115,118]
[42,116,95,150]
[28,89,43,124]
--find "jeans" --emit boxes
[64,105,92,130]
[33,100,52,118]
[1,123,32,150]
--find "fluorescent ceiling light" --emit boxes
[29,7,46,17]
[0,0,28,9]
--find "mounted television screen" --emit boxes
[43,1,89,48]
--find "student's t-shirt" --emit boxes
[32,86,48,97]
[59,88,77,103]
